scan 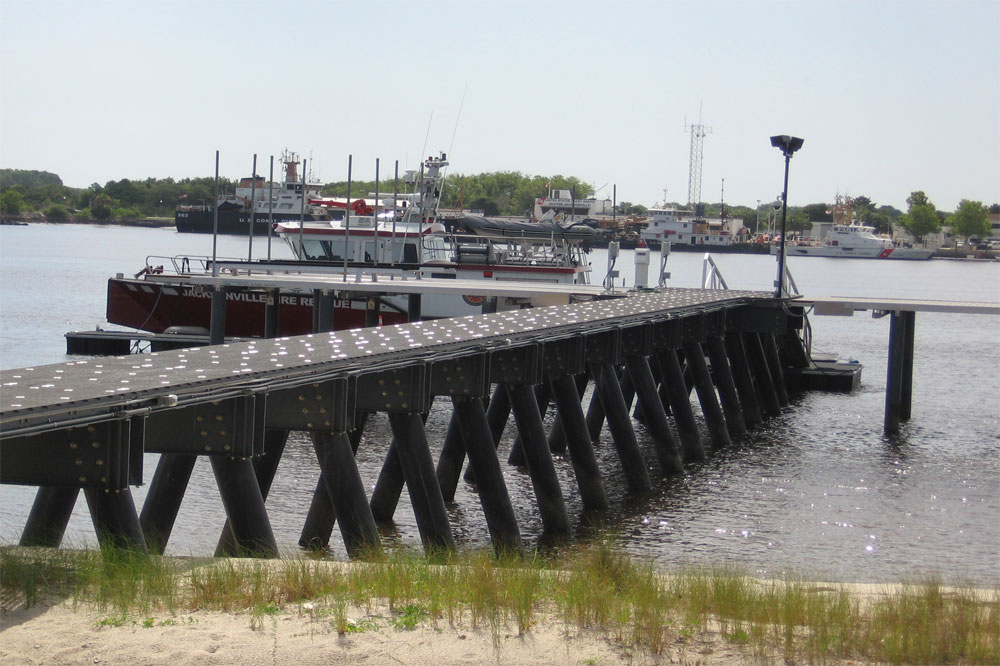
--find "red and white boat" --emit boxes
[106,154,601,337]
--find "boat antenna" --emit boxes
[267,155,274,260]
[212,150,220,277]
[436,85,467,206]
[247,153,257,262]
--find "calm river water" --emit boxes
[1,223,998,584]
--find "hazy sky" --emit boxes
[1,0,997,212]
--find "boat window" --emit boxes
[401,243,418,263]
[299,239,346,261]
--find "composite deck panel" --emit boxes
[1,288,767,428]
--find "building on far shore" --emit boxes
[639,205,746,248]
[533,189,613,220]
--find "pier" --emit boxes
[2,287,816,557]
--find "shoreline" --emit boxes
[3,551,996,666]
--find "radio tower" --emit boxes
[685,110,711,206]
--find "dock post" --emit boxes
[547,373,587,454]
[505,384,571,535]
[264,289,280,338]
[313,431,381,558]
[705,337,748,436]
[435,409,466,502]
[508,384,550,466]
[624,356,684,475]
[584,382,607,444]
[900,310,916,421]
[20,486,79,548]
[407,294,422,322]
[464,385,510,484]
[682,342,732,450]
[745,333,782,417]
[884,310,916,434]
[592,362,652,493]
[371,411,428,522]
[656,349,706,461]
[388,411,456,555]
[452,396,522,554]
[723,332,763,427]
[549,374,609,511]
[209,287,226,345]
[216,430,287,557]
[365,296,381,328]
[139,453,197,554]
[300,412,368,548]
[209,456,279,558]
[84,488,147,553]
[761,333,790,406]
[314,290,335,333]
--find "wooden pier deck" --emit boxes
[0,287,822,557]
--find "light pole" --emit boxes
[769,135,803,298]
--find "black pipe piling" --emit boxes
[464,385,510,484]
[885,310,916,434]
[592,362,652,493]
[365,296,381,328]
[683,342,733,450]
[435,409,467,502]
[656,349,707,461]
[508,384,551,466]
[549,374,609,511]
[761,333,790,406]
[505,384,571,535]
[313,431,381,558]
[451,396,522,554]
[20,486,79,548]
[209,287,226,345]
[371,411,429,521]
[388,412,456,554]
[209,456,279,558]
[216,429,287,557]
[139,453,197,554]
[624,356,685,475]
[705,337,747,436]
[745,333,782,416]
[84,488,147,553]
[298,412,369,549]
[264,289,280,338]
[724,332,763,426]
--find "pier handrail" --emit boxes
[701,254,729,290]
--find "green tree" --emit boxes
[0,189,25,215]
[802,203,832,223]
[906,191,930,209]
[947,200,990,245]
[901,204,940,242]
[91,193,114,220]
[44,204,69,220]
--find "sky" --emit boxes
[0,0,997,213]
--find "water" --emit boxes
[1,224,998,583]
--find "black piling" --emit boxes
[549,374,609,511]
[300,412,369,548]
[464,384,510,484]
[624,356,684,475]
[723,332,763,427]
[216,430,287,557]
[370,411,428,522]
[365,296,381,328]
[548,373,588,454]
[20,486,79,548]
[387,411,456,554]
[209,456,279,558]
[407,294,422,322]
[885,310,916,434]
[761,333,790,406]
[505,384,571,535]
[451,396,522,554]
[684,341,732,450]
[84,488,147,553]
[435,409,467,502]
[745,333,782,417]
[264,288,280,338]
[592,362,652,493]
[656,349,706,461]
[209,287,226,345]
[705,336,747,436]
[508,384,550,466]
[313,431,381,557]
[139,453,197,554]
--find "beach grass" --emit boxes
[2,542,997,664]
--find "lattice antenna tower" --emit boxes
[685,111,711,206]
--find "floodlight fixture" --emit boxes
[770,135,804,157]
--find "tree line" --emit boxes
[1,168,994,242]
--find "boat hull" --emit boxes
[780,245,934,260]
[175,209,326,235]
